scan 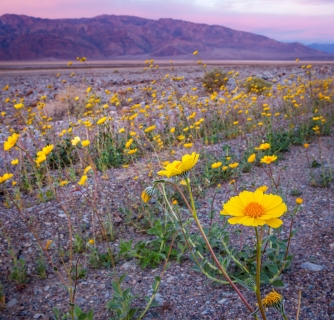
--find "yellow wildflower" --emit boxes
[229,162,239,169]
[78,175,87,186]
[4,133,19,151]
[128,148,138,155]
[255,143,270,150]
[158,152,199,178]
[256,185,268,193]
[11,159,19,165]
[71,136,81,146]
[221,190,287,228]
[260,155,277,164]
[0,173,13,184]
[81,140,90,147]
[125,138,133,149]
[296,198,303,205]
[211,162,222,169]
[247,153,256,163]
[59,180,69,187]
[97,117,107,125]
[83,166,93,175]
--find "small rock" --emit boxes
[33,314,43,319]
[166,276,175,283]
[76,297,86,305]
[7,298,18,308]
[218,298,228,304]
[300,262,324,271]
[58,214,67,218]
[154,293,164,306]
[120,260,137,271]
[44,286,50,292]
[104,291,110,299]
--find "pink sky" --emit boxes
[1,0,334,44]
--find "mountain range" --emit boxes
[308,43,334,54]
[0,14,333,61]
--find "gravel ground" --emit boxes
[0,64,333,319]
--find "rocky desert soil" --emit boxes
[0,61,333,320]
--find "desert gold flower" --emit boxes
[247,153,256,163]
[83,166,93,175]
[184,143,193,148]
[256,185,268,192]
[303,143,309,148]
[88,239,94,245]
[158,152,199,178]
[78,175,87,186]
[255,143,270,150]
[260,155,277,164]
[38,145,54,156]
[211,162,222,169]
[296,198,303,205]
[81,140,90,147]
[221,190,287,228]
[193,50,198,55]
[0,173,13,184]
[144,125,156,133]
[125,138,133,149]
[71,136,81,146]
[128,148,138,155]
[35,153,46,165]
[222,166,228,171]
[229,162,239,169]
[97,117,107,125]
[118,128,125,133]
[14,103,24,110]
[4,133,19,151]
[11,159,19,165]
[59,180,69,187]
[170,127,175,133]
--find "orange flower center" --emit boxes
[244,202,265,218]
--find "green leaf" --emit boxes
[271,279,285,287]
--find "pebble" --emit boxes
[33,314,43,319]
[166,276,175,283]
[218,298,228,304]
[300,262,324,271]
[120,260,137,271]
[44,286,50,291]
[7,298,18,308]
[154,293,164,306]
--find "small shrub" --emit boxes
[202,68,229,92]
[245,77,272,95]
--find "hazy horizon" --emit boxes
[1,0,334,45]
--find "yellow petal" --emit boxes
[238,216,256,226]
[238,191,254,206]
[265,218,283,228]
[261,203,287,218]
[228,217,244,224]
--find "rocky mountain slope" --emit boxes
[308,43,334,54]
[0,14,333,60]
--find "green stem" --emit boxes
[185,178,254,314]
[255,227,267,320]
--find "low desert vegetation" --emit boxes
[0,54,333,319]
